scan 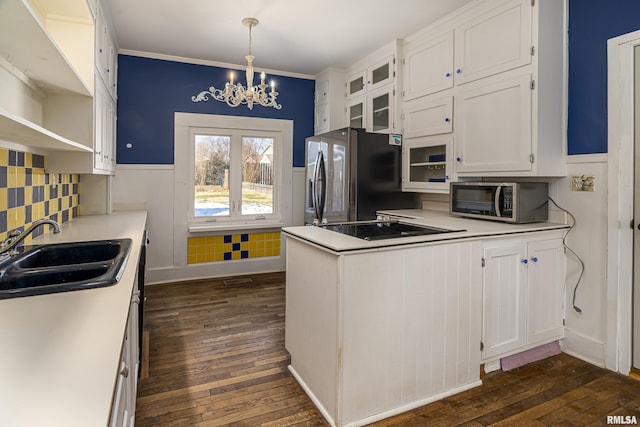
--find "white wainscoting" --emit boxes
[550,154,608,367]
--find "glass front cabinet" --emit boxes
[402,134,453,193]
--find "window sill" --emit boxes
[188,221,286,233]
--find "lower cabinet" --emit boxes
[481,232,565,361]
[109,277,141,427]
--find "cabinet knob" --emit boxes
[445,175,449,180]
[445,72,451,78]
[521,259,528,264]
[456,69,462,74]
[445,117,450,123]
[456,157,461,162]
[531,257,538,263]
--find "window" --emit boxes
[176,113,293,232]
[193,131,277,220]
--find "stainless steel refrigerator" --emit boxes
[304,128,417,225]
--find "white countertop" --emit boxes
[0,211,147,427]
[282,209,569,253]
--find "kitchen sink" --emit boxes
[0,239,132,299]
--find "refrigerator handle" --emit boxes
[312,151,327,225]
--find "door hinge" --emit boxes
[480,341,484,351]
[481,257,485,267]
[529,153,535,163]
[531,0,535,7]
[631,219,635,229]
[530,45,535,56]
[402,58,406,65]
[562,318,566,326]
[530,80,536,90]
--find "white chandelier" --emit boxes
[192,17,282,110]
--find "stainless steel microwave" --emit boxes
[449,182,549,223]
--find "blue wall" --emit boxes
[568,0,640,154]
[116,55,314,166]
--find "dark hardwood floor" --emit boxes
[135,272,640,426]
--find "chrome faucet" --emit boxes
[0,219,61,255]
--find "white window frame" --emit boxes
[190,127,281,224]
[174,113,293,232]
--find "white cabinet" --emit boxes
[402,134,453,193]
[454,72,532,173]
[400,0,566,179]
[314,68,345,134]
[366,85,396,133]
[481,233,565,361]
[402,30,454,101]
[0,0,118,175]
[109,277,140,427]
[344,40,401,134]
[454,0,532,86]
[96,0,118,98]
[402,95,452,138]
[286,236,482,427]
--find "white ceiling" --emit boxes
[105,0,475,77]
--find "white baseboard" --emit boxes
[145,257,284,285]
[288,365,482,427]
[561,328,606,368]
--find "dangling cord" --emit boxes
[548,196,584,314]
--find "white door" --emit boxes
[482,243,528,360]
[455,72,532,173]
[526,239,565,346]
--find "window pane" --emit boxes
[241,137,274,215]
[194,134,230,217]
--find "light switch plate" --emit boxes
[571,175,595,191]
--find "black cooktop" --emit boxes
[321,222,462,241]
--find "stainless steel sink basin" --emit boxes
[0,239,132,299]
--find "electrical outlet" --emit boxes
[571,175,595,192]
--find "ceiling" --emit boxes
[105,0,475,77]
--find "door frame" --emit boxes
[607,29,640,375]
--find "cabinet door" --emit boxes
[94,82,105,170]
[402,134,452,193]
[367,86,394,133]
[315,102,329,135]
[403,95,452,138]
[454,0,532,85]
[527,239,565,345]
[482,243,527,360]
[403,30,454,100]
[347,97,365,129]
[455,73,532,174]
[367,54,395,93]
[315,79,330,105]
[346,69,366,99]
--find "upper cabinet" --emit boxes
[402,31,454,102]
[453,0,532,86]
[314,68,346,135]
[0,0,118,174]
[345,40,401,134]
[401,0,567,181]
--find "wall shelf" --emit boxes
[0,107,92,152]
[0,0,93,96]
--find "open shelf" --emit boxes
[0,107,92,152]
[0,0,93,96]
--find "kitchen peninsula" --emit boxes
[282,210,569,427]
